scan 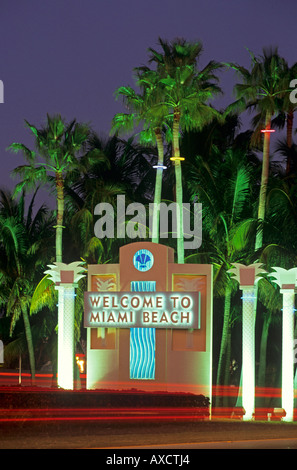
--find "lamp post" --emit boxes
[268,267,297,422]
[228,263,266,420]
[45,261,86,390]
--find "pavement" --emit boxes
[1,418,297,450]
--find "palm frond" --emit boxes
[30,275,57,315]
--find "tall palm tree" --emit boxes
[272,60,297,174]
[147,37,223,262]
[111,69,168,243]
[226,50,289,407]
[227,47,288,251]
[8,114,92,263]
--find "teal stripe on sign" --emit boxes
[130,281,156,380]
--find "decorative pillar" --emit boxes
[45,262,86,390]
[228,263,265,420]
[269,267,297,422]
[0,340,3,364]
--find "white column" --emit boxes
[0,340,3,363]
[242,287,256,420]
[56,284,75,390]
[281,289,295,422]
[56,285,64,389]
[45,262,85,390]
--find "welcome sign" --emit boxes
[84,291,201,329]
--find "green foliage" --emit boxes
[30,275,57,315]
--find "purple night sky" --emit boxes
[0,0,296,201]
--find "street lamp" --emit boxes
[170,156,185,161]
[153,162,167,169]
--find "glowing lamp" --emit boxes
[153,162,167,169]
[76,355,85,373]
[260,129,275,133]
[170,156,185,161]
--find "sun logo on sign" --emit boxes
[133,249,154,272]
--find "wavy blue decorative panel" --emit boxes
[130,281,156,380]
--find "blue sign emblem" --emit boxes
[133,249,154,272]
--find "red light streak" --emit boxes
[0,374,295,421]
[0,407,208,423]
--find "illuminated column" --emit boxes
[45,262,86,390]
[228,263,265,420]
[269,267,297,422]
[0,340,3,364]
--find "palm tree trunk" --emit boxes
[55,172,64,263]
[216,284,232,406]
[223,327,232,407]
[22,309,36,385]
[255,111,272,251]
[287,110,293,148]
[172,108,184,264]
[253,112,271,414]
[152,127,164,243]
[286,110,293,175]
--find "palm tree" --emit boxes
[186,148,257,403]
[111,69,168,243]
[273,59,297,174]
[8,114,92,263]
[226,50,289,408]
[257,179,297,391]
[227,47,288,251]
[0,189,54,384]
[147,37,223,262]
[66,133,157,263]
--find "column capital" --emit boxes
[44,261,86,285]
[268,267,297,291]
[228,262,266,289]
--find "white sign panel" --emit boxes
[84,291,201,329]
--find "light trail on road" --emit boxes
[99,437,297,449]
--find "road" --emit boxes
[110,437,297,449]
[1,417,297,450]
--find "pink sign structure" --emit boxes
[84,241,213,402]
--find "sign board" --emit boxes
[84,291,200,329]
